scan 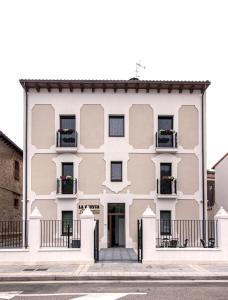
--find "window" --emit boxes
[14,160,19,180]
[59,115,76,147]
[160,163,172,194]
[109,115,124,137]
[14,198,19,209]
[61,163,74,194]
[62,211,73,235]
[158,116,174,147]
[160,210,171,235]
[111,161,122,182]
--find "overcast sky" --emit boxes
[0,0,227,168]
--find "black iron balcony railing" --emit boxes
[40,220,81,248]
[156,219,218,248]
[57,178,77,194]
[157,178,177,195]
[156,131,177,148]
[56,129,77,147]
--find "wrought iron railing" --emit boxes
[0,220,27,248]
[40,220,81,248]
[57,178,77,194]
[156,219,218,248]
[157,179,177,195]
[56,130,77,147]
[156,131,177,148]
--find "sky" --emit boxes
[0,0,227,168]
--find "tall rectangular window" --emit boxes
[59,115,76,147]
[61,163,74,194]
[62,211,73,235]
[160,210,171,235]
[158,116,174,147]
[14,160,19,180]
[111,162,122,182]
[160,163,172,194]
[109,115,124,137]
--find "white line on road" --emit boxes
[0,291,22,299]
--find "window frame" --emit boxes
[109,115,125,137]
[14,160,20,181]
[160,210,172,236]
[111,161,123,182]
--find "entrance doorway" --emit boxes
[108,203,125,248]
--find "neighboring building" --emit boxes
[0,131,23,221]
[20,79,210,249]
[211,153,228,216]
[207,169,215,219]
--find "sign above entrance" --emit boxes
[79,205,100,214]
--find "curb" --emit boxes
[1,275,228,282]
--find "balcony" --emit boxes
[155,130,178,153]
[157,178,177,199]
[56,178,77,199]
[56,129,78,153]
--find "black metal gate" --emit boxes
[94,220,99,262]
[137,219,143,263]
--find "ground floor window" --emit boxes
[62,211,73,235]
[160,210,171,235]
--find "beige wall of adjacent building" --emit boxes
[31,199,57,219]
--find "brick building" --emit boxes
[0,131,23,221]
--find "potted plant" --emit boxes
[159,129,176,135]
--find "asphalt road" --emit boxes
[1,281,228,300]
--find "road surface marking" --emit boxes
[8,292,146,298]
[71,294,138,300]
[0,291,22,299]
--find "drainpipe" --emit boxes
[201,84,206,239]
[24,86,28,248]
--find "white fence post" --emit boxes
[142,206,156,263]
[80,207,95,263]
[215,206,228,259]
[29,207,42,254]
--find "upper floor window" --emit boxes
[160,163,172,194]
[61,162,74,194]
[57,115,76,147]
[158,116,174,148]
[14,160,19,181]
[109,115,124,137]
[111,161,122,182]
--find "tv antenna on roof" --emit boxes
[135,60,146,78]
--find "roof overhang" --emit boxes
[19,79,210,93]
[0,131,23,156]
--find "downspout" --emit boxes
[201,84,206,239]
[24,86,28,248]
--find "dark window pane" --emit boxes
[158,116,173,147]
[160,163,172,194]
[108,203,125,214]
[59,116,76,147]
[62,163,73,194]
[62,211,73,235]
[111,162,122,181]
[109,116,124,137]
[160,210,171,235]
[14,160,19,180]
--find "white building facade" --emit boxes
[20,79,210,249]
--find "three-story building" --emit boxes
[20,79,210,249]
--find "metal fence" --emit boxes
[40,220,81,248]
[0,220,26,248]
[156,220,218,248]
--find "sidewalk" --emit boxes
[1,262,228,281]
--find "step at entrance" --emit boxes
[99,248,137,262]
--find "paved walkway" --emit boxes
[1,262,228,281]
[99,248,138,262]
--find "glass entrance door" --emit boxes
[108,203,125,248]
